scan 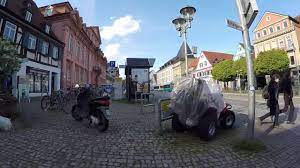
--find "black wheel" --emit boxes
[220,110,235,129]
[41,96,51,111]
[96,111,109,132]
[172,114,186,132]
[71,105,83,121]
[197,108,218,141]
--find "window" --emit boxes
[266,16,270,21]
[44,6,53,17]
[257,32,261,38]
[290,56,295,65]
[286,36,294,49]
[3,21,17,41]
[0,0,7,6]
[68,34,73,52]
[263,29,267,36]
[204,61,207,66]
[200,63,203,68]
[279,40,285,48]
[45,25,50,34]
[269,27,274,33]
[52,46,59,59]
[277,25,281,31]
[41,41,49,55]
[77,42,80,57]
[25,11,32,22]
[283,21,288,28]
[27,34,37,50]
[27,69,49,93]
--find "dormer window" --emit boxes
[44,5,53,17]
[0,0,7,6]
[45,25,50,34]
[25,11,32,22]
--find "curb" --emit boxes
[223,92,300,100]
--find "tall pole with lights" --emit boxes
[172,6,196,77]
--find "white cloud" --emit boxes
[101,15,141,40]
[109,16,116,20]
[104,43,121,59]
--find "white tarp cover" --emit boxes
[170,77,225,127]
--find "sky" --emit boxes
[34,0,300,75]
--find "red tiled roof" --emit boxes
[189,57,199,68]
[202,51,233,65]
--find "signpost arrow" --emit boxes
[242,0,259,28]
[226,19,243,31]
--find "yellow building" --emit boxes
[156,43,195,87]
[253,12,300,77]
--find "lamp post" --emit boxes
[172,6,196,77]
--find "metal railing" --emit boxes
[140,93,155,114]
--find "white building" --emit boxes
[156,63,173,87]
[233,43,254,61]
[191,51,233,82]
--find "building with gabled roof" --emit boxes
[191,51,233,81]
[156,42,195,87]
[253,11,300,78]
[0,0,64,97]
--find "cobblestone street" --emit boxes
[0,98,300,168]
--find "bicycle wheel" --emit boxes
[41,96,51,111]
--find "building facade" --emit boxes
[156,42,194,88]
[40,2,107,89]
[0,0,64,97]
[253,12,300,77]
[191,51,233,82]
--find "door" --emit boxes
[51,74,55,92]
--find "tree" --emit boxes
[233,57,247,77]
[254,49,289,76]
[212,60,236,83]
[0,38,21,92]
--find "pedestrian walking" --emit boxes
[259,74,280,127]
[281,72,295,124]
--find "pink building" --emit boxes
[40,2,107,89]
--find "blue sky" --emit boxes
[35,0,300,74]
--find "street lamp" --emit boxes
[172,6,196,76]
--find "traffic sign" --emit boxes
[119,65,126,68]
[242,0,258,28]
[109,61,116,67]
[226,19,242,31]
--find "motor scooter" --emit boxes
[71,87,112,132]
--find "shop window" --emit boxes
[27,69,49,93]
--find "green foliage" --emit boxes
[233,57,247,77]
[0,38,21,75]
[212,60,236,82]
[254,49,289,76]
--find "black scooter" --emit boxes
[71,87,112,132]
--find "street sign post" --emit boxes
[242,0,258,28]
[233,0,258,140]
[109,61,116,67]
[226,19,242,31]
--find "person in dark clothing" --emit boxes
[259,74,280,127]
[281,72,295,124]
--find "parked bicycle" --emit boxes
[41,90,69,113]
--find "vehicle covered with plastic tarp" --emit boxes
[170,77,225,127]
